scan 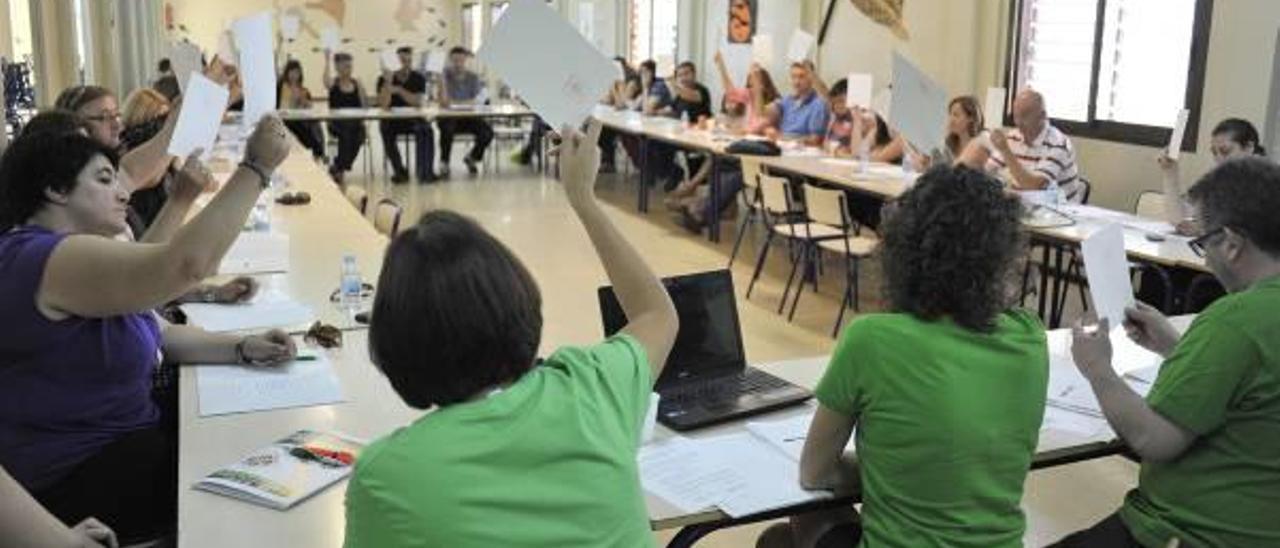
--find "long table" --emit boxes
[593,108,1210,325]
[276,103,536,123]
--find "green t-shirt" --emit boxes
[343,335,655,548]
[815,310,1048,548]
[1120,275,1280,548]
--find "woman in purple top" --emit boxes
[0,116,296,545]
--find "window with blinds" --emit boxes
[629,0,679,73]
[1009,0,1213,148]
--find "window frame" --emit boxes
[1003,0,1215,151]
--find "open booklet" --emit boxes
[193,430,364,510]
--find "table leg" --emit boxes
[1037,243,1051,323]
[1049,244,1067,329]
[639,136,651,213]
[708,154,721,243]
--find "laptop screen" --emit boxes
[598,270,746,389]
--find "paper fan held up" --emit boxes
[851,0,909,40]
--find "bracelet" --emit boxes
[238,161,272,189]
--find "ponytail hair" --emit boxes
[1212,118,1266,157]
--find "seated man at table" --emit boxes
[768,62,830,147]
[758,166,1048,548]
[376,46,436,184]
[438,47,494,177]
[648,61,713,190]
[957,89,1081,197]
[343,121,679,547]
[1057,157,1280,548]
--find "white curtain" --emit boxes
[113,0,164,98]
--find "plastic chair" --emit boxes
[373,198,403,237]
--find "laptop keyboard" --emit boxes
[663,369,792,405]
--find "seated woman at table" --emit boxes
[277,59,326,161]
[904,95,984,172]
[0,116,298,545]
[119,87,175,233]
[1137,117,1267,313]
[343,120,678,547]
[322,52,370,184]
[825,80,902,164]
[757,165,1047,548]
[21,109,257,308]
[1,465,116,548]
[55,85,177,200]
[714,52,782,137]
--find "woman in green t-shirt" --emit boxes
[758,166,1049,548]
[343,121,679,548]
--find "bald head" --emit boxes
[1012,90,1047,139]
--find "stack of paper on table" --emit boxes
[196,351,343,417]
[640,430,831,518]
[218,232,290,275]
[180,291,314,333]
[194,430,362,509]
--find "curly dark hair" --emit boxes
[1188,156,1280,257]
[879,165,1026,332]
[0,131,120,232]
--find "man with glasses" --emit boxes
[1054,156,1280,547]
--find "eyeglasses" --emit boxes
[1188,226,1226,257]
[83,111,121,123]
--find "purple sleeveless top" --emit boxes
[0,226,161,491]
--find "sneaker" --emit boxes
[463,156,479,175]
[390,172,410,184]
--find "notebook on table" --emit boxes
[193,430,363,510]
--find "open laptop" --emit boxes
[598,269,812,431]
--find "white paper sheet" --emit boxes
[232,12,277,125]
[196,351,344,417]
[845,73,873,109]
[721,44,752,88]
[751,35,775,67]
[167,74,230,158]
[787,30,815,62]
[888,52,949,152]
[871,87,892,121]
[1047,345,1156,419]
[321,28,341,52]
[476,0,616,131]
[1080,224,1135,327]
[746,412,818,462]
[280,14,301,41]
[218,232,290,275]
[984,87,1006,130]
[639,433,828,517]
[170,41,205,94]
[424,50,447,74]
[1167,108,1190,160]
[380,48,400,72]
[181,291,314,333]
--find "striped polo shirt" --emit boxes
[982,124,1080,194]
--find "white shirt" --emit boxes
[981,124,1081,196]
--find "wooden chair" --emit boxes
[728,156,767,267]
[795,185,880,336]
[373,198,403,237]
[746,176,844,315]
[1135,190,1169,220]
[344,185,368,216]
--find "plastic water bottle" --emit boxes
[251,199,271,232]
[857,145,870,175]
[680,110,690,128]
[339,254,363,308]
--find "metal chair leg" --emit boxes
[746,230,775,300]
[728,208,756,267]
[778,241,804,315]
[787,246,812,322]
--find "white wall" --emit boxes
[808,0,1279,210]
[699,0,802,101]
[168,0,458,98]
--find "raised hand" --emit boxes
[1123,301,1180,357]
[245,114,292,171]
[559,119,604,206]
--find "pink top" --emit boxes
[725,87,772,135]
